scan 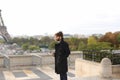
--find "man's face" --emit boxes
[54,35,61,41]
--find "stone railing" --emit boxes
[112,65,120,79]
[0,54,42,70]
[38,51,82,67]
[0,56,4,68]
[75,58,120,79]
[75,58,100,77]
[3,55,33,69]
[4,55,10,69]
[9,55,33,68]
[0,51,83,70]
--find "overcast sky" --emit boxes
[0,0,120,36]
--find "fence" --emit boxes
[83,50,120,65]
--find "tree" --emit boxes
[117,34,120,43]
[22,43,29,50]
[29,37,40,46]
[28,45,39,51]
[113,31,120,48]
[87,36,97,47]
[66,37,80,51]
[99,31,120,48]
[78,41,87,50]
[41,36,52,43]
[96,42,112,49]
[49,41,56,50]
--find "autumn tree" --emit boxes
[99,31,120,48]
[113,31,120,48]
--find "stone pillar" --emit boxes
[3,55,10,70]
[100,58,112,80]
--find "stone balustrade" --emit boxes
[0,56,4,68]
[0,51,83,70]
[75,58,120,79]
[112,65,120,79]
[0,51,119,79]
[75,58,100,77]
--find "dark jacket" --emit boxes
[54,39,70,74]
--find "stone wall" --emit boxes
[0,51,83,70]
[40,54,54,66]
[9,55,33,67]
[32,55,42,66]
[1,55,42,69]
[75,58,120,79]
[75,58,100,77]
[112,65,120,78]
[39,51,82,67]
[0,56,4,67]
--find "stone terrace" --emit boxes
[0,52,119,80]
[0,66,119,80]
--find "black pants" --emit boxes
[60,73,67,80]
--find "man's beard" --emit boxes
[56,38,60,41]
[56,38,61,43]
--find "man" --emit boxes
[54,31,70,80]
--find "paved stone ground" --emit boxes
[0,66,76,80]
[0,66,119,80]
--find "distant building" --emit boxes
[64,34,73,38]
[73,34,86,38]
[32,35,43,40]
[63,34,87,38]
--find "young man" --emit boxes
[54,31,70,80]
